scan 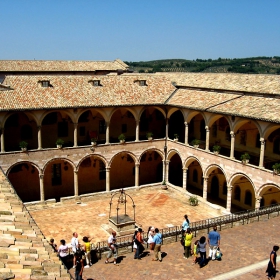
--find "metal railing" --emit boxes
[95,203,280,259]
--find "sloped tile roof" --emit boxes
[0,74,175,110]
[0,59,129,72]
[167,88,280,123]
[156,72,280,95]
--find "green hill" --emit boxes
[125,57,280,74]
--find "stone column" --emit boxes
[135,120,139,142]
[226,185,233,212]
[182,168,188,190]
[0,128,5,153]
[73,123,78,147]
[259,138,265,168]
[255,196,262,209]
[184,122,188,145]
[230,131,235,159]
[166,118,169,139]
[203,177,208,200]
[37,126,42,150]
[106,122,110,144]
[106,167,110,192]
[205,126,210,151]
[39,174,45,201]
[135,163,140,187]
[74,170,78,197]
[165,160,170,183]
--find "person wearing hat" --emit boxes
[134,228,145,260]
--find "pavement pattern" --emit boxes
[27,187,280,280]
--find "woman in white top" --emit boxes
[147,226,155,254]
[57,239,69,265]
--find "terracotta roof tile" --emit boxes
[0,59,129,72]
[156,72,280,94]
[0,74,175,110]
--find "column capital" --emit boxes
[74,170,78,174]
[230,131,235,137]
[227,185,233,191]
[205,126,210,132]
[184,122,188,127]
[260,138,265,144]
[182,167,188,171]
[255,196,262,202]
[39,174,44,179]
[135,163,140,167]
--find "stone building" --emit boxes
[1,59,280,213]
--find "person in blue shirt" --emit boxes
[152,228,162,262]
[208,225,220,260]
[182,215,190,232]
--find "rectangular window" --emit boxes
[58,122,68,137]
[99,120,106,134]
[52,164,61,186]
[41,81,50,87]
[139,80,147,86]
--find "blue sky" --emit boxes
[1,0,279,61]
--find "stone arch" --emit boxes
[109,151,138,190]
[188,112,206,147]
[139,148,163,185]
[108,108,138,143]
[258,183,280,207]
[42,158,76,201]
[184,156,204,196]
[4,112,38,151]
[7,161,41,203]
[41,110,75,148]
[77,154,108,194]
[204,164,227,208]
[168,109,185,142]
[167,149,183,187]
[228,173,256,212]
[138,106,166,140]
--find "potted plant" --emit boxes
[118,134,126,144]
[272,163,280,174]
[56,139,64,149]
[240,152,250,164]
[213,145,221,155]
[189,195,198,206]
[19,141,28,152]
[91,138,97,146]
[146,132,153,140]
[191,139,200,148]
[161,180,168,190]
[174,133,179,141]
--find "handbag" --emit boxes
[216,247,222,259]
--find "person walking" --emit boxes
[82,236,93,268]
[184,228,193,259]
[266,245,279,280]
[105,231,118,265]
[152,228,162,262]
[208,225,220,261]
[71,232,80,268]
[74,252,84,280]
[134,228,145,260]
[147,226,155,255]
[198,236,207,268]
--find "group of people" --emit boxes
[104,226,163,265]
[181,215,221,268]
[49,232,93,280]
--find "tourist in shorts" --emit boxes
[105,231,118,265]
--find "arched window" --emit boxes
[273,137,280,154]
[244,190,252,206]
[193,169,198,183]
[20,124,33,140]
[234,185,241,201]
